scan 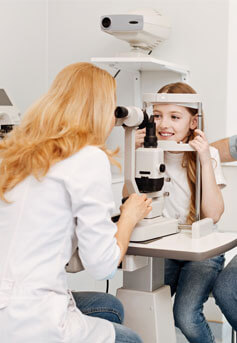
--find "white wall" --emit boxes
[46,0,230,144]
[0,0,235,292]
[48,0,230,175]
[1,0,231,141]
[0,0,48,112]
[226,0,237,136]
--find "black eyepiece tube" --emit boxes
[114,106,129,118]
[144,115,157,148]
[138,110,149,129]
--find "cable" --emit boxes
[106,280,109,293]
[113,50,152,79]
[113,69,121,78]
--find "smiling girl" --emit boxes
[136,82,226,343]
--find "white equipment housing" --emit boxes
[100,9,171,51]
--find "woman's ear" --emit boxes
[190,115,197,130]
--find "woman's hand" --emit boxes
[116,193,152,262]
[135,128,146,149]
[189,129,211,165]
[120,193,152,226]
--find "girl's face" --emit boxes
[153,104,197,143]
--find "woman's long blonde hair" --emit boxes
[158,82,204,224]
[0,62,117,201]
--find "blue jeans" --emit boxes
[212,254,237,331]
[72,291,142,343]
[165,255,225,343]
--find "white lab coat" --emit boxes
[0,146,121,343]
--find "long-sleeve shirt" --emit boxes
[0,145,120,343]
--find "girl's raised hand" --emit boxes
[189,129,211,165]
[135,128,146,149]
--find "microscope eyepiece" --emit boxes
[114,106,129,118]
[144,115,157,148]
[115,106,147,127]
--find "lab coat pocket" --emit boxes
[60,309,82,343]
[0,291,69,342]
[59,291,83,342]
[36,291,69,341]
[45,291,68,325]
[58,291,115,343]
[60,305,116,343]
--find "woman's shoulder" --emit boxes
[54,145,105,163]
[65,146,112,188]
[68,145,110,174]
[50,146,109,177]
[72,145,108,164]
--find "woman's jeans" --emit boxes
[165,255,225,343]
[213,254,237,331]
[72,291,142,343]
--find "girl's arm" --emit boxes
[189,129,224,224]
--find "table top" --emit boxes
[128,231,237,261]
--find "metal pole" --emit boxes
[124,128,140,195]
[195,102,202,221]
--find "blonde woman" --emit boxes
[0,63,152,343]
[134,82,226,343]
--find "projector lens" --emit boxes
[102,17,111,28]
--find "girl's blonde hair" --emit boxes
[0,62,117,201]
[158,82,204,224]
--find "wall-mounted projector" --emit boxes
[100,9,171,51]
